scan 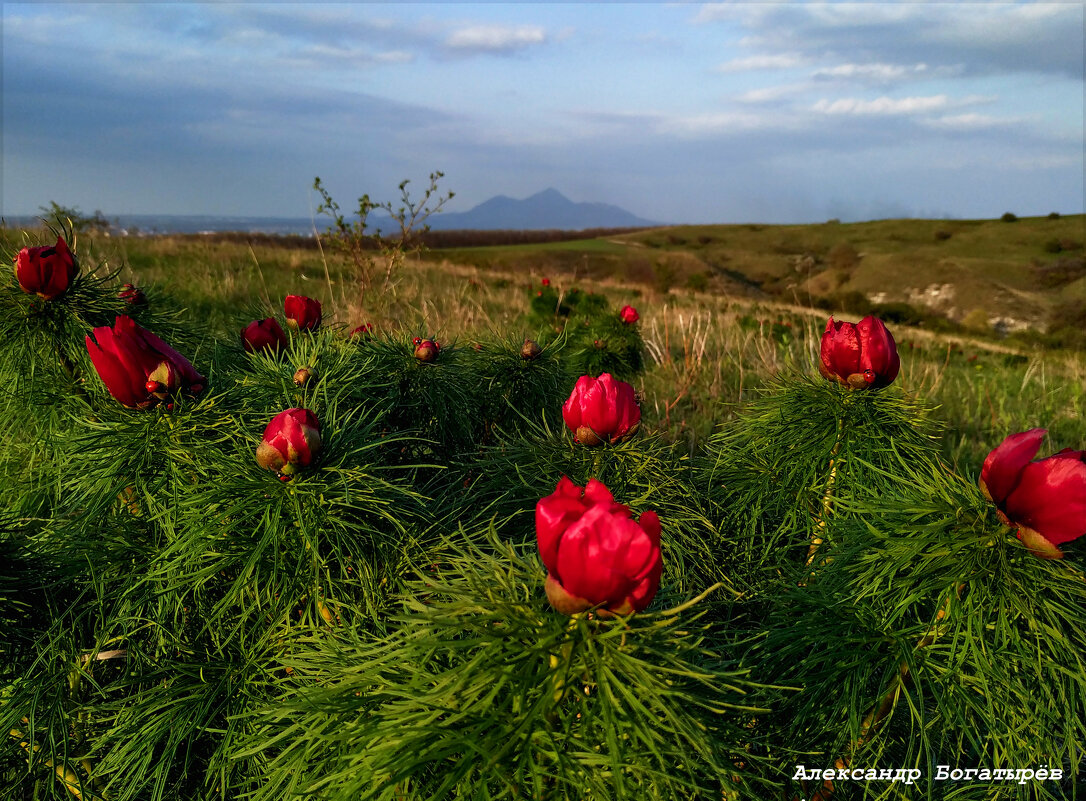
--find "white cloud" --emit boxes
[656,111,774,137]
[812,62,928,81]
[696,2,1084,79]
[291,43,415,68]
[734,83,810,104]
[445,24,546,54]
[812,95,950,116]
[920,113,1021,131]
[716,54,802,73]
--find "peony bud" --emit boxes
[562,374,640,446]
[256,408,321,477]
[350,323,374,339]
[536,476,661,616]
[414,338,440,362]
[542,278,551,287]
[619,304,640,324]
[293,366,316,386]
[241,318,287,355]
[520,339,542,360]
[86,316,205,408]
[118,283,146,306]
[818,315,900,390]
[980,428,1086,559]
[15,236,78,300]
[284,295,322,331]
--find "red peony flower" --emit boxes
[980,428,1086,559]
[536,476,662,616]
[255,408,321,478]
[284,295,322,331]
[15,236,78,300]
[241,318,287,355]
[350,323,374,339]
[118,283,146,306]
[542,278,551,287]
[562,373,640,446]
[414,338,440,362]
[619,304,640,324]
[818,315,900,389]
[85,316,205,408]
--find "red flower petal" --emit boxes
[1004,455,1086,546]
[980,428,1046,505]
[554,505,636,604]
[857,316,899,387]
[583,375,620,436]
[536,477,591,574]
[86,330,144,407]
[583,478,614,506]
[562,376,594,432]
[830,320,861,377]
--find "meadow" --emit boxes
[2,216,1085,800]
[9,216,1081,474]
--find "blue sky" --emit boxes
[3,2,1083,224]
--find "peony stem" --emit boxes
[805,417,845,569]
[795,590,957,801]
[546,616,582,721]
[8,723,104,801]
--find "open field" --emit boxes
[3,216,1086,799]
[423,215,1086,344]
[2,217,1082,474]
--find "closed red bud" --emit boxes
[562,373,640,446]
[980,428,1086,559]
[818,315,900,390]
[284,295,322,331]
[14,236,78,300]
[619,304,640,324]
[86,316,205,408]
[350,323,374,339]
[241,318,288,355]
[414,339,439,362]
[256,408,321,476]
[521,339,542,360]
[118,283,146,305]
[536,476,662,616]
[542,278,551,287]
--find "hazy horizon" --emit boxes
[3,3,1083,224]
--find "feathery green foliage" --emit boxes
[1,223,1083,801]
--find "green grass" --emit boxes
[420,215,1085,334]
[442,237,630,256]
[4,218,1084,476]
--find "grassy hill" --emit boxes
[423,214,1086,346]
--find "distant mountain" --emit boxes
[376,188,659,232]
[3,190,659,236]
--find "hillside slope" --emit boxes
[428,214,1085,338]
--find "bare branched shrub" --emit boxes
[313,172,454,311]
